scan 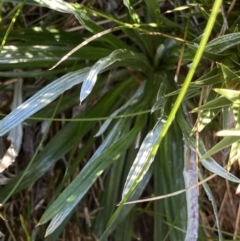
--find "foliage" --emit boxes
[0,0,240,240]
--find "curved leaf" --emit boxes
[205,32,240,54]
[0,68,89,136]
[0,45,112,68]
[0,79,131,200]
[95,81,145,137]
[177,109,240,183]
[80,49,150,102]
[39,113,146,237]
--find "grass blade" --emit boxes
[199,171,223,241]
[122,118,164,199]
[183,146,198,241]
[80,49,150,102]
[152,0,223,163]
[0,68,89,136]
[178,109,240,183]
[39,114,146,236]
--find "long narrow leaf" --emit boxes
[1,0,75,13]
[80,49,150,102]
[152,0,223,160]
[100,168,152,241]
[95,82,145,137]
[183,146,198,241]
[200,136,240,160]
[0,48,150,136]
[39,114,146,236]
[199,171,223,241]
[122,118,164,199]
[177,109,240,183]
[0,68,89,136]
[0,80,130,200]
[205,32,240,54]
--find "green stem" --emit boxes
[157,0,222,144]
[0,0,27,53]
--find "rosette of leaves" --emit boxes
[0,1,240,241]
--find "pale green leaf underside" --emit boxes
[80,49,148,102]
[0,49,150,137]
[0,68,89,136]
[2,0,75,14]
[205,32,240,53]
[216,128,240,136]
[122,119,164,199]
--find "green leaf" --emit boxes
[191,96,231,112]
[201,135,240,161]
[190,73,223,87]
[155,0,223,158]
[143,0,161,26]
[122,118,164,199]
[199,172,223,241]
[191,91,222,134]
[71,4,131,49]
[93,153,126,236]
[99,168,152,241]
[95,82,146,137]
[80,49,150,102]
[219,62,240,87]
[0,48,150,136]
[190,108,221,134]
[214,88,240,105]
[205,32,240,54]
[187,43,229,61]
[159,120,186,240]
[0,45,111,69]
[0,27,84,46]
[151,82,166,113]
[165,87,200,100]
[177,109,240,183]
[39,113,146,236]
[123,0,140,23]
[0,80,130,200]
[0,68,76,78]
[0,68,89,136]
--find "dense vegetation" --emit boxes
[1,0,240,240]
